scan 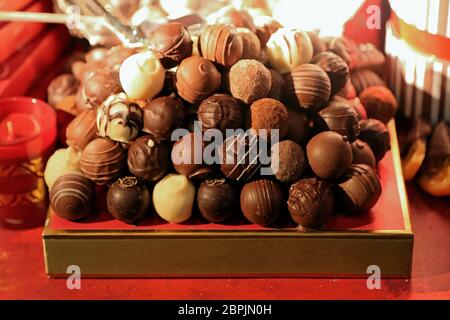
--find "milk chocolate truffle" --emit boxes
[254,15,282,47]
[197,179,239,223]
[307,131,353,179]
[197,94,242,133]
[82,69,122,108]
[119,51,165,100]
[351,69,385,95]
[237,27,261,60]
[312,52,349,95]
[351,140,376,169]
[314,103,360,142]
[175,56,221,104]
[240,179,283,226]
[44,147,82,189]
[322,37,351,65]
[80,138,127,185]
[66,109,98,151]
[50,173,95,221]
[153,174,196,223]
[307,31,326,57]
[142,96,185,141]
[171,132,208,178]
[198,24,243,67]
[266,28,313,73]
[287,64,331,113]
[271,140,305,183]
[216,8,257,33]
[337,164,382,214]
[250,98,289,138]
[359,119,390,162]
[128,135,170,182]
[105,45,136,73]
[359,86,398,124]
[107,176,151,224]
[288,178,334,228]
[149,22,193,68]
[268,69,285,100]
[229,59,271,105]
[47,74,79,108]
[285,108,312,145]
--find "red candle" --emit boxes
[0,97,57,229]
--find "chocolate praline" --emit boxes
[268,69,285,101]
[351,140,376,168]
[66,109,98,151]
[359,119,390,162]
[47,74,79,107]
[107,176,151,224]
[197,94,243,133]
[350,69,385,95]
[82,69,122,108]
[285,108,312,146]
[171,132,210,179]
[216,8,257,33]
[254,16,282,48]
[250,98,289,138]
[237,27,261,60]
[314,103,360,142]
[197,179,239,223]
[312,52,349,95]
[271,140,306,183]
[287,178,334,228]
[322,37,351,65]
[359,86,398,124]
[307,31,326,56]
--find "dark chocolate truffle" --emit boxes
[285,108,312,146]
[240,179,283,226]
[107,176,151,224]
[66,109,98,151]
[268,69,285,100]
[197,94,243,133]
[359,86,398,124]
[359,119,390,162]
[80,138,127,185]
[149,22,193,69]
[286,64,331,113]
[351,140,376,169]
[175,56,221,104]
[171,132,208,178]
[337,164,382,214]
[47,74,79,107]
[229,59,272,105]
[271,140,306,183]
[314,103,360,142]
[197,179,239,223]
[250,98,289,138]
[50,173,96,221]
[287,178,334,228]
[307,131,353,179]
[312,52,349,95]
[142,96,185,141]
[82,69,122,108]
[351,69,385,95]
[128,135,170,182]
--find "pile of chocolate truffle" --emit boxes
[45,8,398,228]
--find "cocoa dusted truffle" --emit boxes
[288,178,334,228]
[236,27,261,60]
[240,179,283,226]
[286,64,331,113]
[351,140,376,169]
[229,59,271,105]
[351,69,385,95]
[107,176,151,224]
[128,135,170,182]
[197,94,243,133]
[359,119,390,162]
[50,173,96,221]
[250,98,289,138]
[307,131,353,180]
[271,140,306,183]
[175,56,221,104]
[197,179,239,223]
[142,96,185,141]
[314,103,360,142]
[47,74,79,108]
[66,109,98,151]
[337,164,382,214]
[149,22,193,69]
[359,86,398,124]
[312,52,349,95]
[80,138,127,185]
[198,24,243,67]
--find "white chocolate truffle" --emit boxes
[44,147,82,189]
[153,174,195,223]
[119,51,165,100]
[266,28,313,74]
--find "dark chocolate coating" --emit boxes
[268,69,285,101]
[50,173,96,221]
[322,37,351,65]
[250,98,289,138]
[359,119,390,162]
[351,69,385,95]
[337,164,382,214]
[421,121,450,176]
[47,74,79,107]
[287,178,334,228]
[285,108,312,146]
[128,135,170,182]
[312,52,349,95]
[351,140,376,169]
[240,179,283,226]
[172,132,208,178]
[314,103,360,142]
[197,179,239,223]
[307,31,326,57]
[400,117,432,156]
[306,131,353,180]
[106,176,151,224]
[66,109,98,151]
[197,94,243,133]
[271,140,306,183]
[359,86,398,124]
[149,22,193,69]
[142,96,185,141]
[82,69,122,108]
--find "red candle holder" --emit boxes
[0,97,57,229]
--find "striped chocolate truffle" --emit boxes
[350,69,385,95]
[312,52,349,95]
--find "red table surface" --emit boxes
[0,183,448,300]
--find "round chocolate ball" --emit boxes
[350,69,384,95]
[47,74,79,107]
[128,135,170,182]
[250,98,289,138]
[175,56,221,104]
[322,37,351,65]
[288,178,334,228]
[271,140,306,184]
[216,8,257,33]
[66,109,98,151]
[314,103,361,142]
[240,179,283,226]
[268,69,285,101]
[307,131,353,180]
[197,179,239,223]
[351,140,376,169]
[50,173,96,221]
[237,27,261,60]
[171,132,208,178]
[312,52,349,95]
[285,108,312,146]
[307,31,326,56]
[82,69,122,108]
[197,94,243,133]
[359,86,398,124]
[359,119,390,162]
[229,59,272,105]
[107,176,151,224]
